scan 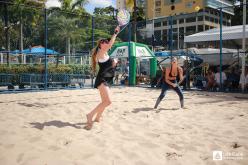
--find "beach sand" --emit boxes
[0,87,247,165]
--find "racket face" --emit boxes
[117,9,130,26]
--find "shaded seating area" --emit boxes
[0,74,15,89]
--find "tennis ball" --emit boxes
[195,6,200,12]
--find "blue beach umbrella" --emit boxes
[21,46,59,55]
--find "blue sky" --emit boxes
[46,0,116,14]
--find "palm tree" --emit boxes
[0,0,12,65]
[14,0,45,63]
[0,0,46,64]
[48,0,89,61]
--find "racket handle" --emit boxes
[114,25,120,35]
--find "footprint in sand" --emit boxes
[167,143,183,151]
[185,144,198,152]
[62,140,72,146]
[65,109,71,114]
[139,142,160,149]
[165,152,182,160]
[199,155,209,161]
[48,145,61,151]
[144,132,160,138]
[56,138,72,146]
[222,130,234,136]
[139,100,147,102]
[193,142,205,148]
[28,136,42,143]
[16,153,24,163]
[232,142,242,149]
[91,137,106,147]
[135,160,149,165]
[121,149,140,160]
[0,130,8,135]
[4,144,15,149]
[82,153,95,159]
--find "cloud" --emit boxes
[45,0,61,8]
[89,0,115,8]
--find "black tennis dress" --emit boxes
[94,57,115,88]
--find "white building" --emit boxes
[116,0,126,10]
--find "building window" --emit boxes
[179,19,184,24]
[185,2,193,8]
[163,30,167,41]
[215,18,219,24]
[186,17,196,23]
[154,30,161,40]
[164,0,182,5]
[198,25,203,32]
[155,8,161,14]
[173,34,177,41]
[179,27,184,38]
[205,25,209,30]
[163,29,168,35]
[154,22,161,27]
[155,1,161,6]
[186,26,196,35]
[179,27,184,34]
[210,17,214,23]
[205,16,209,21]
[198,16,203,21]
[210,9,214,15]
[168,19,177,25]
[163,21,167,26]
[222,20,227,26]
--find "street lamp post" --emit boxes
[4,2,10,66]
[241,0,246,92]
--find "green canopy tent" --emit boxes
[109,42,156,85]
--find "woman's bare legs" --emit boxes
[94,84,111,122]
[85,83,111,130]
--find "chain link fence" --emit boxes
[0,1,128,91]
[135,3,247,92]
[0,1,247,92]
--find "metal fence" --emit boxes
[0,1,119,91]
[0,1,247,92]
[135,3,248,92]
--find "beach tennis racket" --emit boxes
[116,9,130,33]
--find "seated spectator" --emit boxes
[114,67,120,85]
[239,67,248,90]
[206,69,215,90]
[214,67,227,90]
[226,68,240,91]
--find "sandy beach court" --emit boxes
[0,87,247,165]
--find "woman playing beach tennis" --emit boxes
[154,57,185,109]
[84,26,120,130]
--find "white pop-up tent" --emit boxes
[184,25,248,43]
[187,47,239,66]
[184,25,248,91]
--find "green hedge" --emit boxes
[0,64,91,74]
